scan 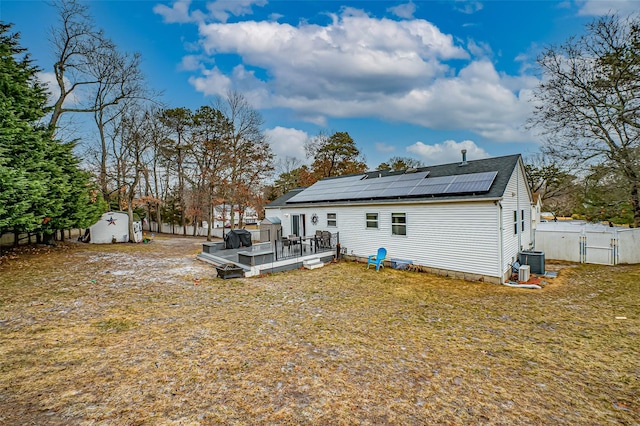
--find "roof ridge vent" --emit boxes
[459,149,468,166]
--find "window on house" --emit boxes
[366,213,378,229]
[391,213,406,236]
[514,210,518,234]
[327,213,337,227]
[521,209,526,232]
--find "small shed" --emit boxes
[259,217,282,243]
[89,211,142,244]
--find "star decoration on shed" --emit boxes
[106,216,117,226]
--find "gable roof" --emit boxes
[268,187,305,207]
[267,154,522,207]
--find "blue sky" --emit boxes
[2,0,638,170]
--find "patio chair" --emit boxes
[321,231,331,248]
[288,235,300,253]
[367,247,387,271]
[282,236,292,254]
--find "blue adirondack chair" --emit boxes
[367,247,387,271]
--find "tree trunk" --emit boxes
[631,181,640,228]
[98,117,108,197]
[127,198,135,243]
[207,194,213,242]
[155,202,161,233]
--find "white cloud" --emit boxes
[37,71,80,107]
[407,139,489,165]
[264,126,309,162]
[174,6,536,142]
[388,2,417,19]
[466,38,493,58]
[188,66,231,95]
[154,0,266,24]
[454,1,484,14]
[205,0,267,23]
[179,55,202,71]
[153,0,194,23]
[576,0,639,16]
[382,61,536,141]
[375,142,396,153]
[196,10,468,102]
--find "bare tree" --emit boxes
[530,13,640,226]
[216,91,274,229]
[91,48,149,197]
[49,0,152,176]
[524,154,578,209]
[138,107,168,229]
[189,106,232,240]
[158,107,193,235]
[106,105,152,241]
[275,156,303,176]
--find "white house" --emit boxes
[211,205,259,228]
[265,153,534,283]
[89,211,143,244]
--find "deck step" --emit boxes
[303,258,324,270]
[196,253,250,271]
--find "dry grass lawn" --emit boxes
[0,235,638,425]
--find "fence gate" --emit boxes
[534,223,637,265]
[580,231,618,265]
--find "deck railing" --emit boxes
[273,232,339,262]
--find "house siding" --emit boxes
[269,200,500,278]
[499,160,533,278]
[265,155,534,283]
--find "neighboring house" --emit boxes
[265,153,534,283]
[211,205,259,228]
[532,193,542,227]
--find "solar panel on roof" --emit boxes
[442,171,497,194]
[409,183,450,196]
[286,170,496,203]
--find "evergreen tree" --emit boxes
[305,131,367,180]
[0,23,51,233]
[0,23,103,240]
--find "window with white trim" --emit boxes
[391,213,406,236]
[513,211,518,234]
[366,213,378,229]
[521,209,526,232]
[327,213,337,227]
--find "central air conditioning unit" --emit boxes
[518,265,530,282]
[519,251,545,274]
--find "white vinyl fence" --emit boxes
[146,221,260,241]
[535,221,640,265]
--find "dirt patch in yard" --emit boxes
[0,235,638,425]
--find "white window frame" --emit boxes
[513,210,518,235]
[365,212,378,229]
[521,209,526,232]
[327,213,337,227]
[391,212,406,236]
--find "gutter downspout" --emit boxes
[517,165,522,252]
[497,200,503,282]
